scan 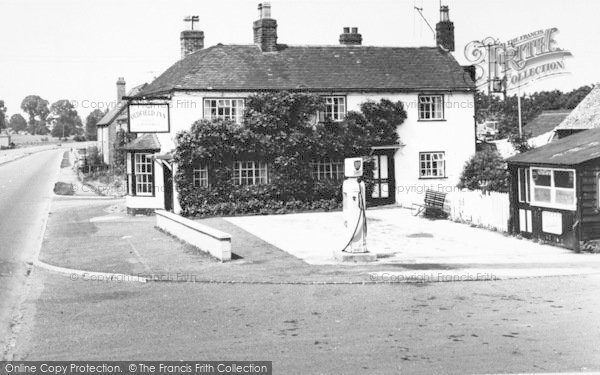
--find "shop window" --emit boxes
[531,167,575,210]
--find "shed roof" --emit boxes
[555,86,600,131]
[134,44,475,98]
[507,127,600,165]
[524,109,571,137]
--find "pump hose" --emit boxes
[340,184,367,253]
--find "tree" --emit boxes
[85,109,104,141]
[49,99,83,138]
[458,149,509,192]
[0,100,6,131]
[8,114,27,132]
[21,95,49,135]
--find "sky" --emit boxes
[1,0,599,120]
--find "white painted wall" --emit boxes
[97,126,110,165]
[125,156,165,211]
[130,90,476,210]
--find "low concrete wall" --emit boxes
[155,210,232,261]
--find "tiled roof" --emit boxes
[523,109,571,138]
[97,84,148,126]
[507,127,600,165]
[555,86,600,131]
[122,134,161,151]
[135,44,475,97]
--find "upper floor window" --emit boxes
[193,165,209,188]
[310,160,344,180]
[320,96,346,122]
[419,152,445,178]
[531,167,576,210]
[232,161,268,186]
[204,99,245,124]
[419,95,444,120]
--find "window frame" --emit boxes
[529,167,576,210]
[202,98,246,124]
[193,165,209,188]
[419,151,446,179]
[517,167,530,203]
[310,160,344,181]
[418,94,445,121]
[131,153,155,197]
[319,96,347,122]
[232,161,269,186]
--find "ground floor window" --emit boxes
[310,160,344,180]
[232,161,268,185]
[530,167,575,210]
[130,153,154,196]
[518,167,530,203]
[193,165,209,187]
[419,152,445,178]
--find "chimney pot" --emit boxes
[339,27,362,46]
[435,5,454,51]
[116,77,126,102]
[254,2,277,52]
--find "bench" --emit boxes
[412,189,448,218]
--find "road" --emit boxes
[0,149,63,356]
[11,270,600,373]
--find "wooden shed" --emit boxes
[506,127,600,250]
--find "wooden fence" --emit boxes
[444,190,510,232]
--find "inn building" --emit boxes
[124,3,476,214]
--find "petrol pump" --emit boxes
[342,157,367,253]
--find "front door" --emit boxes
[163,165,173,211]
[371,152,395,206]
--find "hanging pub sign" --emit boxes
[128,103,170,133]
[464,28,573,91]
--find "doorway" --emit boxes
[163,164,173,211]
[370,152,395,206]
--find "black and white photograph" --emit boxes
[1,0,600,373]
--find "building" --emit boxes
[554,85,600,139]
[96,78,147,165]
[124,3,476,214]
[524,109,571,147]
[507,127,600,250]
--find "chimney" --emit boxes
[116,77,126,102]
[180,17,204,59]
[339,27,362,46]
[436,5,455,52]
[253,2,278,52]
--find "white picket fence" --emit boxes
[444,190,510,232]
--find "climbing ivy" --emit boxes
[174,91,406,216]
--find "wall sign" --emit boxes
[128,103,170,133]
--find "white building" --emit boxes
[124,3,476,214]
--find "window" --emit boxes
[518,168,530,203]
[530,167,576,209]
[419,152,445,178]
[203,99,245,124]
[321,96,346,122]
[418,95,444,120]
[232,161,268,186]
[310,160,344,180]
[133,153,153,196]
[193,165,209,188]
